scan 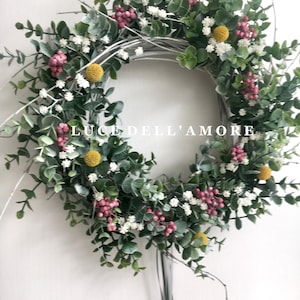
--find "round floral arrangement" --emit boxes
[1,0,300,278]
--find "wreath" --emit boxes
[1,0,300,277]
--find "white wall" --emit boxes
[0,1,300,299]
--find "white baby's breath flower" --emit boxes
[120,223,130,234]
[76,74,90,89]
[200,202,208,210]
[169,197,179,207]
[39,88,48,99]
[56,80,65,89]
[88,173,98,183]
[100,35,110,44]
[147,6,160,17]
[117,49,129,60]
[82,46,90,53]
[72,35,83,45]
[61,159,71,168]
[39,105,48,115]
[142,0,149,5]
[59,38,68,48]
[64,91,74,101]
[234,186,243,195]
[202,16,215,27]
[223,190,231,198]
[226,162,238,172]
[158,9,167,19]
[241,157,249,165]
[65,144,76,154]
[201,0,209,6]
[89,34,97,42]
[109,162,118,172]
[206,44,215,53]
[182,203,192,216]
[183,191,193,201]
[123,0,131,5]
[94,192,104,201]
[135,47,144,56]
[239,108,247,116]
[215,42,232,57]
[238,38,250,48]
[238,197,252,206]
[127,216,136,223]
[82,37,90,47]
[55,104,63,113]
[59,151,68,160]
[202,26,211,36]
[139,17,148,28]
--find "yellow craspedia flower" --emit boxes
[213,25,230,42]
[257,165,272,181]
[84,150,101,167]
[193,231,209,246]
[85,64,104,83]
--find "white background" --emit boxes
[0,1,300,299]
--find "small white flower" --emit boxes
[223,190,231,198]
[169,197,179,207]
[215,42,232,57]
[39,105,48,115]
[238,38,250,48]
[109,162,118,172]
[65,144,76,154]
[147,6,160,17]
[39,88,48,99]
[202,16,215,27]
[61,159,71,168]
[238,197,252,206]
[226,162,238,172]
[239,108,247,116]
[94,192,104,201]
[139,17,148,28]
[201,0,209,6]
[59,151,68,160]
[248,100,257,107]
[241,157,249,165]
[220,163,226,174]
[142,0,149,5]
[123,0,131,5]
[183,191,193,201]
[64,91,74,101]
[182,203,192,216]
[55,104,63,113]
[206,44,215,53]
[76,74,90,89]
[89,34,97,42]
[100,35,110,44]
[72,35,83,45]
[117,49,129,60]
[88,173,98,183]
[202,26,211,36]
[82,37,90,47]
[158,9,167,19]
[135,47,144,56]
[59,39,68,48]
[56,80,65,89]
[137,223,144,231]
[82,46,90,53]
[127,216,136,223]
[120,223,130,234]
[200,202,208,210]
[234,186,243,195]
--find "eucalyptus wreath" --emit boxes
[1,0,300,276]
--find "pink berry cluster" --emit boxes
[56,123,69,151]
[146,208,177,237]
[236,16,257,40]
[94,197,120,232]
[188,0,198,5]
[241,71,259,101]
[111,5,137,29]
[231,144,247,163]
[48,50,67,78]
[194,187,224,216]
